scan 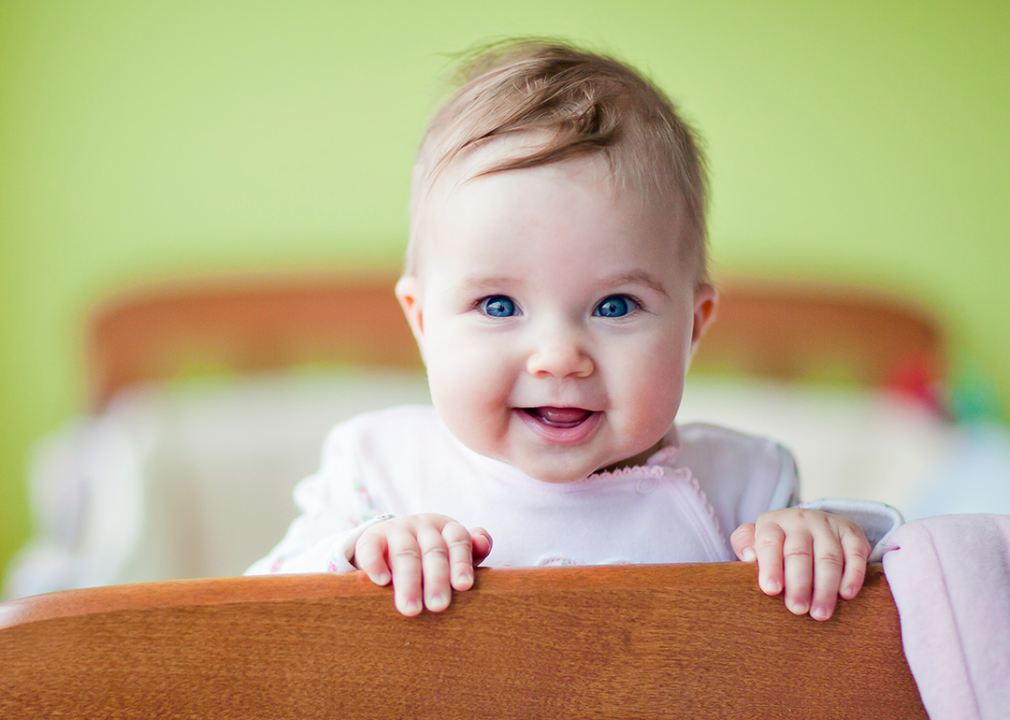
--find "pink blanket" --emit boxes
[882,515,1010,720]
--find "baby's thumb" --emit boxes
[730,523,757,562]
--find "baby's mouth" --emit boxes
[524,407,594,427]
[518,406,602,445]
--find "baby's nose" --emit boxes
[526,337,594,379]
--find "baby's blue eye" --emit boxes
[594,295,635,318]
[481,295,518,317]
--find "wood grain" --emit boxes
[0,563,926,719]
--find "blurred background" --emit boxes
[1,1,1008,587]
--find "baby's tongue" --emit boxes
[535,407,592,425]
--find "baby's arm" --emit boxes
[730,508,871,621]
[354,515,492,616]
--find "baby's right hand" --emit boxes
[353,514,492,616]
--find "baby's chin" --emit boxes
[446,417,663,482]
[508,452,628,484]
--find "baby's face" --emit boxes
[397,154,715,483]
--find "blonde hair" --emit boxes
[407,39,709,280]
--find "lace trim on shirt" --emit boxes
[588,464,666,481]
[679,466,728,547]
[585,436,680,481]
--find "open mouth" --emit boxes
[518,406,601,444]
[524,407,593,427]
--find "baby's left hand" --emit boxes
[731,508,871,621]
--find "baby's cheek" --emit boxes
[619,352,686,435]
[427,349,513,444]
[631,381,681,436]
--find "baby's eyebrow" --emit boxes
[457,274,524,291]
[602,271,669,297]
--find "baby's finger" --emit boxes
[781,530,814,615]
[839,528,871,600]
[353,530,392,586]
[441,522,475,592]
[754,522,786,596]
[416,523,452,613]
[809,537,844,621]
[730,523,757,562]
[385,524,425,617]
[469,527,493,565]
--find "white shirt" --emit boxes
[247,405,900,575]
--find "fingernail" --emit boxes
[790,601,809,615]
[811,606,830,621]
[762,578,781,594]
[742,547,756,563]
[403,599,422,615]
[428,592,448,610]
[376,573,390,586]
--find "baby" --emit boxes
[248,40,899,620]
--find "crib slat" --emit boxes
[0,563,926,719]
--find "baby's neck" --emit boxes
[596,438,666,475]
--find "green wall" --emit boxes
[2,1,1008,575]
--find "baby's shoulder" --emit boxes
[320,404,473,474]
[674,422,798,520]
[324,404,448,450]
[676,423,794,469]
[314,405,491,504]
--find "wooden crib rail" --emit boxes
[0,563,926,719]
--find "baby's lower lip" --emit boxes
[517,407,601,444]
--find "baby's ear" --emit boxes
[690,283,717,351]
[395,276,425,345]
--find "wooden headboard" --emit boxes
[0,563,927,718]
[87,273,423,410]
[87,273,944,409]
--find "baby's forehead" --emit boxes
[407,139,693,279]
[428,166,683,268]
[425,144,642,223]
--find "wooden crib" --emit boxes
[1,564,926,718]
[1,274,940,717]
